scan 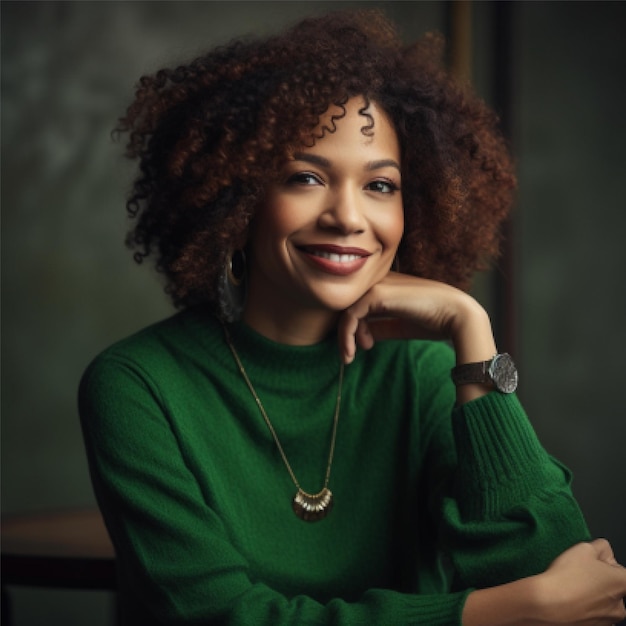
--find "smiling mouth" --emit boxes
[297,245,371,276]
[298,245,371,261]
[309,250,363,263]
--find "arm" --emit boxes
[339,272,626,625]
[463,539,626,626]
[338,272,498,404]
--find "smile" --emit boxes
[310,251,363,263]
[297,245,371,276]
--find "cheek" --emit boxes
[379,205,404,249]
[261,188,312,229]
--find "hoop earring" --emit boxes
[218,249,247,322]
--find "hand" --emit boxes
[536,539,626,625]
[463,540,626,626]
[337,272,497,402]
[337,272,490,359]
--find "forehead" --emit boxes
[301,97,400,159]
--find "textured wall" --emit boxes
[2,1,624,624]
[516,0,626,561]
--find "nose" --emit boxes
[317,184,366,235]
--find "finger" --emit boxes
[355,319,375,351]
[339,294,380,362]
[337,311,359,364]
[591,538,619,565]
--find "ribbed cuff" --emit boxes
[359,588,471,626]
[451,392,550,519]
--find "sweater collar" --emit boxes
[227,318,341,382]
[189,308,342,390]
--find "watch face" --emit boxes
[489,353,518,393]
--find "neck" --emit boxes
[242,290,339,346]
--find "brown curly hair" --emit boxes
[118,9,516,309]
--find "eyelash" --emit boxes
[286,172,400,194]
[287,172,322,186]
[365,180,399,194]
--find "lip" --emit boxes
[296,244,371,276]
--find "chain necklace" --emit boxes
[222,323,344,522]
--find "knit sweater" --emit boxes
[79,307,590,625]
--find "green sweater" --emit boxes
[79,307,589,625]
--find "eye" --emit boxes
[286,172,323,186]
[365,179,400,194]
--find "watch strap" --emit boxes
[451,360,491,386]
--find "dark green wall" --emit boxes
[516,0,626,561]
[2,2,624,624]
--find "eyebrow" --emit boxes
[292,152,401,173]
[367,159,401,173]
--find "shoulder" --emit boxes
[79,307,223,395]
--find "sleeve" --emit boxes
[79,354,471,626]
[433,391,591,590]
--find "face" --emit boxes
[246,97,404,320]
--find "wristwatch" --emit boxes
[451,353,518,394]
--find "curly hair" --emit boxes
[118,9,516,309]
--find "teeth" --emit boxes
[312,251,361,262]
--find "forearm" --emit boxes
[441,393,590,587]
[462,577,542,626]
[463,539,626,626]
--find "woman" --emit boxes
[79,10,626,625]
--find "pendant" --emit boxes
[292,487,333,522]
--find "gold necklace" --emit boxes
[222,323,344,522]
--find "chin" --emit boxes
[308,288,369,313]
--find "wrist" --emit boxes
[462,576,545,626]
[449,298,499,404]
[450,296,497,365]
[451,353,518,395]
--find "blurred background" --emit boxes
[2,1,624,624]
